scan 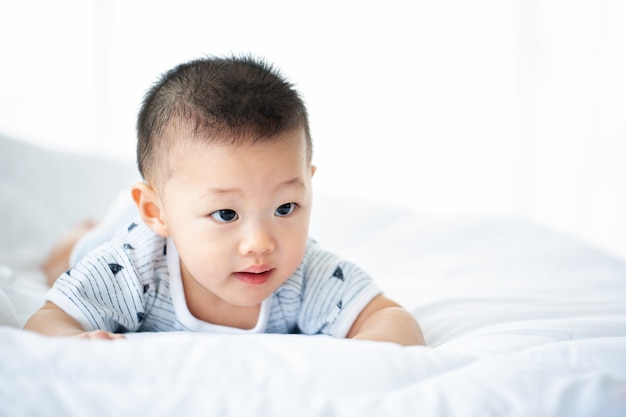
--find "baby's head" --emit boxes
[136,55,312,190]
[132,56,316,309]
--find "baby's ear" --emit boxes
[131,182,170,237]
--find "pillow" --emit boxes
[0,135,137,269]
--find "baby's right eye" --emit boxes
[209,209,239,223]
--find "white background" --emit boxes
[1,0,625,260]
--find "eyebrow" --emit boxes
[205,176,305,196]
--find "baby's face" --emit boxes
[159,129,314,310]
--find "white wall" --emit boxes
[1,0,625,260]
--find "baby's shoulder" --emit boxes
[79,221,168,275]
[108,221,167,253]
[69,222,168,291]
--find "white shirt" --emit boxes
[47,221,381,337]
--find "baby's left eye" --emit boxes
[275,203,297,217]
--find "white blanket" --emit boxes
[1,135,625,416]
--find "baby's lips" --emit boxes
[239,264,272,274]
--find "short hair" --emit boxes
[136,55,312,185]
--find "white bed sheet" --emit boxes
[1,135,625,416]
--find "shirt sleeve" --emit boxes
[297,241,382,338]
[46,241,146,333]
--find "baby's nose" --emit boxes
[239,222,276,256]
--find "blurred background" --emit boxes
[1,0,625,260]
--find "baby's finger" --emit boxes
[77,330,126,340]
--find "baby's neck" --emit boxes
[187,296,261,330]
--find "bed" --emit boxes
[1,134,625,416]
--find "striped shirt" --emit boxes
[47,221,381,337]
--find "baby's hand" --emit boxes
[75,330,126,340]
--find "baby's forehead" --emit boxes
[162,127,309,166]
[167,124,310,155]
[157,128,311,190]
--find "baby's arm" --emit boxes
[346,295,424,346]
[24,302,125,340]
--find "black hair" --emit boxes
[136,54,311,183]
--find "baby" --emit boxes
[25,55,424,346]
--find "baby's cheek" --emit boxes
[285,239,308,273]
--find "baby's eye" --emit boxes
[209,209,239,223]
[275,203,297,217]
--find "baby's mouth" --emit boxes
[233,265,274,285]
[240,264,272,274]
